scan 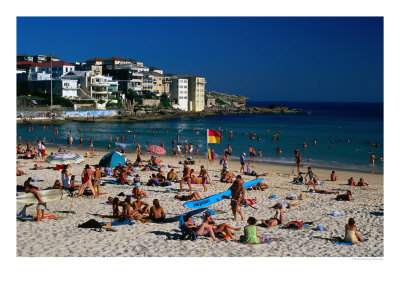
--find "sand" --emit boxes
[16,147,383,257]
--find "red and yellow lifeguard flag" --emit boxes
[207,129,221,144]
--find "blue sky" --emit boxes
[17,17,383,102]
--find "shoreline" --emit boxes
[44,146,384,181]
[16,106,307,125]
[37,144,384,175]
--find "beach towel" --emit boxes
[330,210,346,217]
[236,236,282,245]
[269,195,278,199]
[331,239,368,246]
[99,220,135,226]
[279,224,311,230]
[286,194,298,200]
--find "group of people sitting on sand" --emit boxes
[111,194,166,223]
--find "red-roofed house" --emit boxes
[29,61,75,78]
[148,67,163,75]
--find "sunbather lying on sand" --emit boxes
[175,191,202,201]
[17,167,26,176]
[335,190,352,201]
[261,207,284,227]
[33,164,47,170]
[251,175,268,190]
[309,188,339,195]
[282,220,313,229]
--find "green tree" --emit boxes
[160,93,171,108]
[17,80,31,96]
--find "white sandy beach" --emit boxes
[16,147,383,257]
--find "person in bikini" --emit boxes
[200,165,210,192]
[229,175,245,222]
[77,164,97,198]
[180,162,192,194]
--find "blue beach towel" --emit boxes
[269,195,278,199]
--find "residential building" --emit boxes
[29,61,75,79]
[170,77,189,111]
[61,69,111,101]
[17,61,37,74]
[141,71,170,96]
[17,54,33,62]
[173,75,206,112]
[148,67,163,75]
[30,78,78,99]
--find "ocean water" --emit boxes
[17,101,383,174]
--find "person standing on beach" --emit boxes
[370,153,376,165]
[195,145,199,158]
[78,164,97,198]
[229,175,245,222]
[180,162,192,194]
[200,165,210,192]
[176,144,181,157]
[93,165,104,197]
[90,138,94,151]
[240,153,246,173]
[79,137,83,148]
[136,142,141,155]
[41,142,46,158]
[37,140,42,157]
[295,151,302,173]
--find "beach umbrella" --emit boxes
[45,152,84,165]
[99,151,125,168]
[146,145,166,156]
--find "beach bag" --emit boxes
[78,219,103,229]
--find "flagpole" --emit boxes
[206,129,209,174]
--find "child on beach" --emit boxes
[240,217,260,244]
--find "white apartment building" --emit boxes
[187,76,206,112]
[29,61,75,79]
[171,77,189,111]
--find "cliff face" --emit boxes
[206,91,248,107]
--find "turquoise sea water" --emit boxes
[17,102,383,174]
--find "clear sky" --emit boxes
[17,17,383,102]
